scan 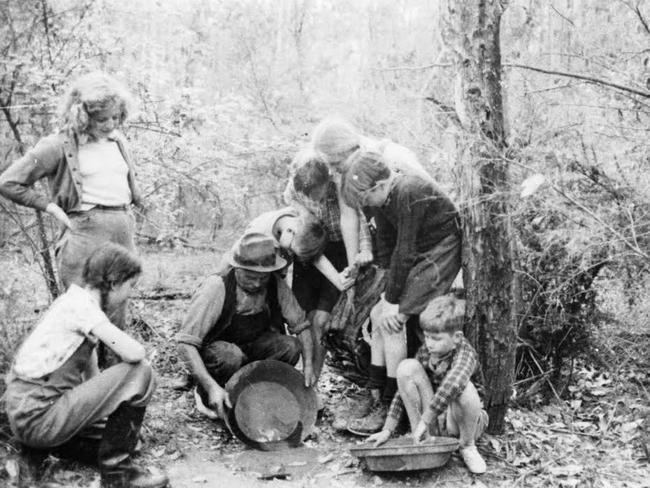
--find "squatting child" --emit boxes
[367,295,488,475]
[4,243,168,488]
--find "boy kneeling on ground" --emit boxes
[367,295,489,474]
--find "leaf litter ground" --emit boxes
[0,247,648,487]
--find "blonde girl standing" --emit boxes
[0,71,142,329]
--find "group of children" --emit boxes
[0,71,488,487]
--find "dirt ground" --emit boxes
[1,247,649,487]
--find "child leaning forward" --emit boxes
[341,151,461,433]
[4,243,168,488]
[367,295,489,475]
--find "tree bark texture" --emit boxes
[442,0,518,434]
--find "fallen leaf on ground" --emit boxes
[343,457,357,467]
[549,464,584,477]
[287,461,307,467]
[4,459,19,479]
[168,450,182,460]
[620,419,643,432]
[318,453,335,463]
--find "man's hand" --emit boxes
[366,429,391,447]
[303,362,317,388]
[45,203,72,229]
[379,299,406,334]
[413,419,429,443]
[207,384,231,420]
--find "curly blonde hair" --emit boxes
[419,295,466,333]
[58,71,135,140]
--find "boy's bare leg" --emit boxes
[447,381,482,446]
[446,381,487,474]
[370,302,387,369]
[396,359,434,432]
[383,327,407,379]
[309,310,330,379]
[367,323,385,402]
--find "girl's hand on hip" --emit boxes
[45,203,73,229]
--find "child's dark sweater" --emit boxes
[371,175,459,304]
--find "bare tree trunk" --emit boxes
[442,0,518,434]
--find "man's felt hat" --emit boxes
[227,232,287,272]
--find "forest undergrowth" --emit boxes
[0,246,648,487]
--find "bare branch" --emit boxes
[372,63,452,72]
[40,0,53,65]
[634,5,650,37]
[550,4,575,26]
[505,63,650,99]
[424,96,462,127]
[619,0,650,37]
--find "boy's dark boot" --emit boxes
[98,404,168,488]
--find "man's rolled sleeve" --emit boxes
[0,135,62,210]
[175,275,226,348]
[276,275,311,334]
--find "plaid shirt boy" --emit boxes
[384,336,479,432]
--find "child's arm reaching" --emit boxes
[92,320,146,363]
[313,254,355,291]
[365,391,405,447]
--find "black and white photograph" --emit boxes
[0,1,648,486]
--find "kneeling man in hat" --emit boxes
[176,231,314,419]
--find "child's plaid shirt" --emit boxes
[384,336,479,432]
[283,179,372,253]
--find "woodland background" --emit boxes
[0,1,649,486]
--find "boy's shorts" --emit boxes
[292,240,347,313]
[429,408,489,441]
